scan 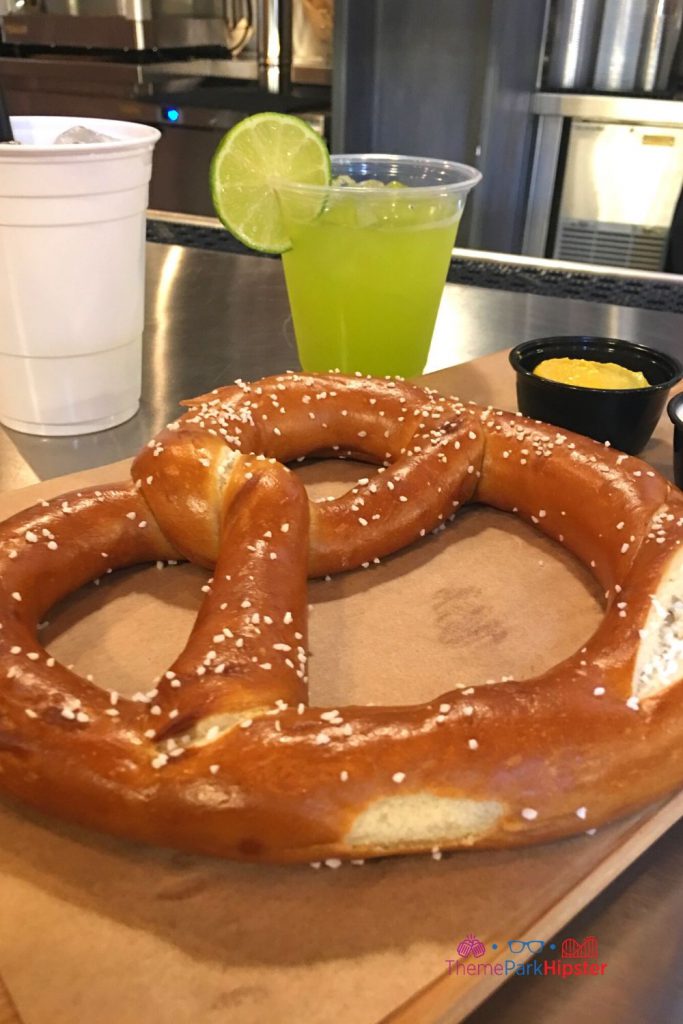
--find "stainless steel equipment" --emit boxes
[636,0,683,92]
[0,0,235,52]
[0,0,332,87]
[523,93,683,270]
[554,119,683,268]
[292,0,333,85]
[542,0,683,94]
[545,0,604,90]
[593,0,650,92]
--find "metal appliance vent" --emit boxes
[556,219,668,271]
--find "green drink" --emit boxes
[277,155,481,377]
[210,119,480,376]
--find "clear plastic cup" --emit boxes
[277,154,481,378]
[0,116,160,436]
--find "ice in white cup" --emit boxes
[0,116,160,436]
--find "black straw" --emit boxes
[0,81,14,143]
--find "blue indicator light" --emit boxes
[164,107,181,123]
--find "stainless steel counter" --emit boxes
[3,241,682,492]
[1,242,683,1023]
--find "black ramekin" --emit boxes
[509,336,683,455]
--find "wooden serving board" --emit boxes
[0,351,681,1024]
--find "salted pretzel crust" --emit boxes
[0,373,682,864]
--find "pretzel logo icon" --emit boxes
[561,936,598,959]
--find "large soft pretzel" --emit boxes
[1,372,683,864]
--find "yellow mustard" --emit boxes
[533,357,649,390]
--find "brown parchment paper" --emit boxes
[0,352,681,1024]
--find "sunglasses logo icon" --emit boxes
[508,939,545,955]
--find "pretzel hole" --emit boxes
[40,562,207,699]
[293,454,380,501]
[38,503,604,709]
[308,506,604,706]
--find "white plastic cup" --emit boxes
[0,116,160,436]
